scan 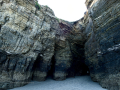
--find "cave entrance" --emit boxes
[32,54,45,81]
[0,25,1,31]
[32,54,55,80]
[32,44,90,81]
[47,56,55,79]
[67,62,90,78]
[68,43,90,77]
[46,44,90,79]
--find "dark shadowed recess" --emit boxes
[47,56,55,78]
[46,46,90,79]
[32,54,43,80]
[68,44,90,77]
[0,25,1,31]
[32,47,90,81]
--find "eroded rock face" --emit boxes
[84,0,120,89]
[54,19,88,80]
[0,0,58,89]
[0,0,87,89]
[1,0,120,90]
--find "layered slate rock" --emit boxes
[0,0,58,89]
[54,19,88,80]
[1,0,120,90]
[84,0,120,89]
[54,21,73,80]
[0,0,88,89]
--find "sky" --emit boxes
[38,0,87,22]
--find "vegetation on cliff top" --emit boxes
[35,1,41,10]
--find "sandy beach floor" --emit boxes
[9,76,107,90]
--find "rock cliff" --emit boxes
[84,0,120,90]
[0,0,57,89]
[0,0,88,89]
[0,0,120,90]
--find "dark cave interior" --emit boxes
[67,44,90,77]
[0,25,1,31]
[32,44,90,81]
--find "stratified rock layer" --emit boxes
[0,0,58,89]
[54,20,87,80]
[84,0,120,89]
[0,0,120,90]
[0,0,88,89]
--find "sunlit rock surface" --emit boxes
[0,0,58,89]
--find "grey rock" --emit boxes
[0,0,57,89]
[84,0,120,90]
[1,0,120,90]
